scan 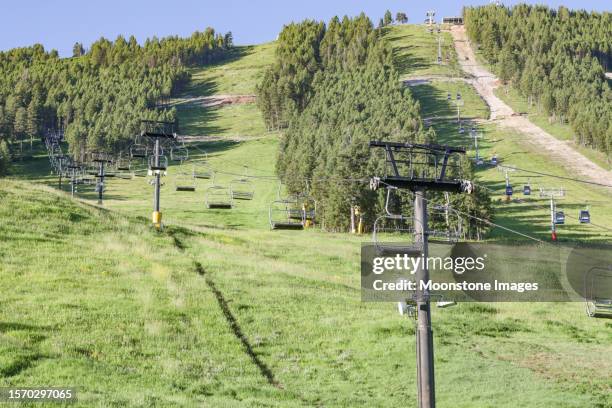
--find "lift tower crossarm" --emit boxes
[369,141,468,192]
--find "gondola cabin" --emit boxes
[555,211,565,225]
[523,185,531,195]
[579,210,591,224]
[505,185,513,196]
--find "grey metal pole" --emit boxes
[98,161,104,203]
[154,138,161,213]
[414,189,435,408]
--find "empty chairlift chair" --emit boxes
[230,178,254,200]
[130,143,148,159]
[170,146,189,163]
[230,167,254,200]
[205,186,233,209]
[372,188,418,256]
[269,198,305,230]
[192,164,213,180]
[584,267,612,319]
[175,172,196,192]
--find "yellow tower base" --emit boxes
[152,211,162,229]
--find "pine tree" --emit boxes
[72,42,85,57]
[383,10,393,26]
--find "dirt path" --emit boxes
[450,25,612,186]
[170,94,256,108]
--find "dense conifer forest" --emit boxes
[257,14,491,232]
[0,28,232,168]
[464,4,611,156]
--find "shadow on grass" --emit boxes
[194,261,282,388]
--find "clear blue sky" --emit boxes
[2,1,609,56]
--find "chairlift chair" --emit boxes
[447,92,452,101]
[192,164,213,179]
[579,209,590,224]
[205,186,233,209]
[523,185,531,195]
[584,267,612,318]
[428,203,462,243]
[230,178,254,200]
[130,144,148,158]
[175,172,196,192]
[131,157,148,177]
[372,188,420,255]
[269,198,305,230]
[148,155,168,171]
[170,146,189,162]
[554,211,565,225]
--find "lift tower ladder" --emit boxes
[369,140,472,408]
[141,120,177,229]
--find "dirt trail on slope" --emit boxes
[170,94,256,108]
[450,25,612,186]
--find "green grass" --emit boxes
[1,180,610,407]
[409,80,489,120]
[494,86,612,172]
[384,24,462,79]
[2,25,612,407]
[185,43,276,96]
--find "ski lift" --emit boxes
[205,186,233,209]
[523,185,531,195]
[475,157,484,166]
[554,211,565,225]
[192,164,213,179]
[428,199,462,242]
[170,146,189,162]
[115,153,131,171]
[584,267,612,318]
[458,125,465,134]
[579,209,590,224]
[148,155,168,171]
[456,92,462,100]
[175,172,196,192]
[505,185,513,196]
[230,178,254,200]
[230,166,254,200]
[491,155,498,166]
[131,157,148,177]
[95,181,105,193]
[269,198,305,230]
[447,92,451,101]
[372,188,419,255]
[130,144,148,158]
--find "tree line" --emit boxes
[257,15,491,234]
[464,4,612,157]
[0,28,232,172]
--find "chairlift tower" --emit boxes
[426,11,436,26]
[369,141,473,408]
[90,151,114,204]
[539,188,566,241]
[141,120,176,229]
